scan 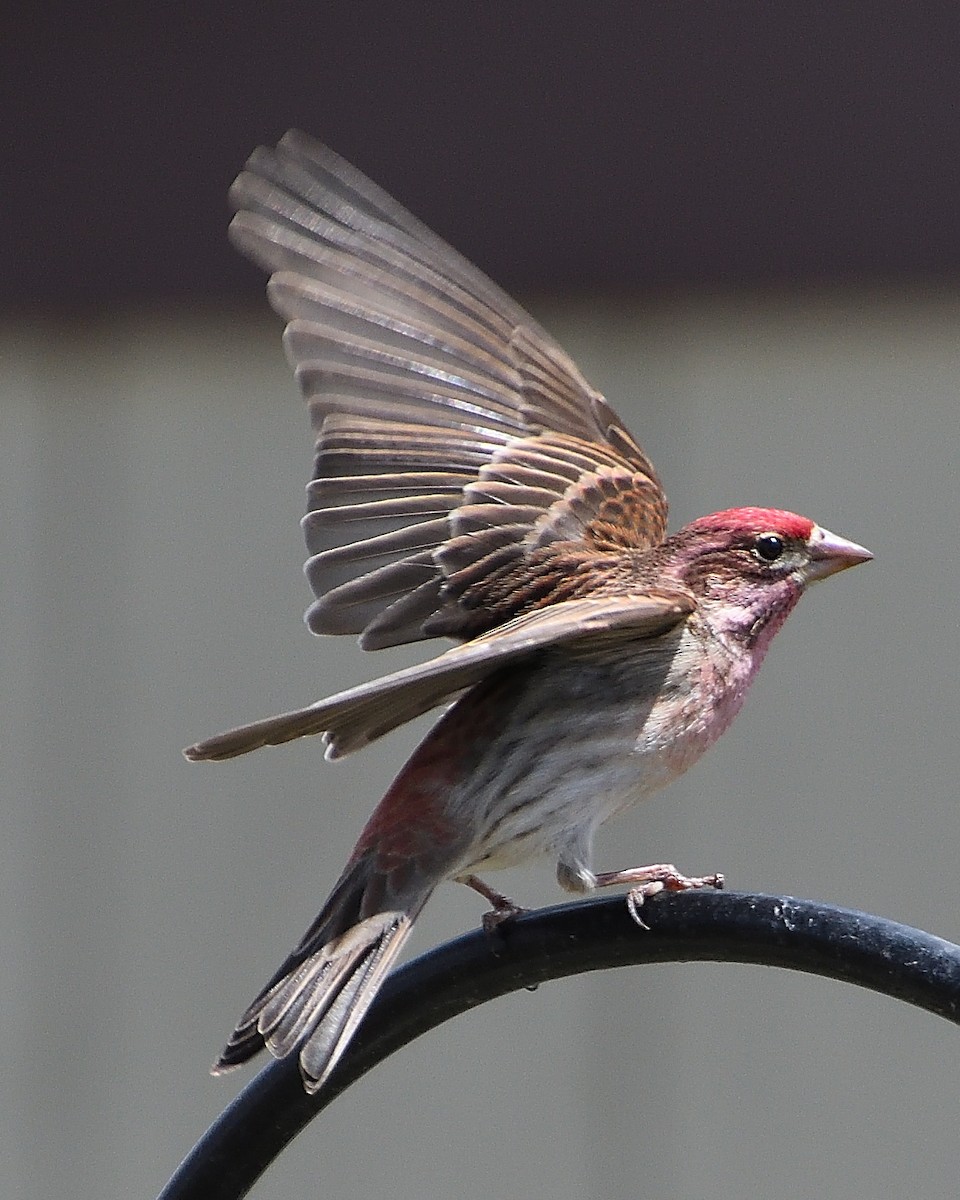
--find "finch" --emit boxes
[186,131,871,1092]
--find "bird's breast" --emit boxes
[388,625,759,875]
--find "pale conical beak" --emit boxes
[804,524,873,583]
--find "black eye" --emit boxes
[754,533,785,562]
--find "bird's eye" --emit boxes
[753,533,785,562]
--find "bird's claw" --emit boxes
[593,862,723,929]
[623,868,724,929]
[481,898,526,936]
[458,873,527,937]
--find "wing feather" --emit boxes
[228,132,669,648]
[185,590,694,763]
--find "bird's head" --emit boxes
[659,507,872,647]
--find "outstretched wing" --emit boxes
[185,589,694,762]
[230,131,668,649]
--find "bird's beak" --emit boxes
[804,524,873,583]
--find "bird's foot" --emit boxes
[593,863,724,930]
[459,873,527,933]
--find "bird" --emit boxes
[185,130,872,1093]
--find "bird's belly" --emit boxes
[461,731,654,872]
[442,637,749,875]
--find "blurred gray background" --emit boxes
[5,7,960,1199]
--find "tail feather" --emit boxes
[265,912,410,1079]
[297,915,411,1090]
[256,948,355,1059]
[213,889,421,1091]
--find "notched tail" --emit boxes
[213,865,421,1093]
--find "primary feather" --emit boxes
[228,130,667,650]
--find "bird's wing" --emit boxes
[184,589,694,762]
[229,131,668,649]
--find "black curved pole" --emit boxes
[158,889,960,1200]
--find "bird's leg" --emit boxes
[458,873,526,932]
[593,863,725,929]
